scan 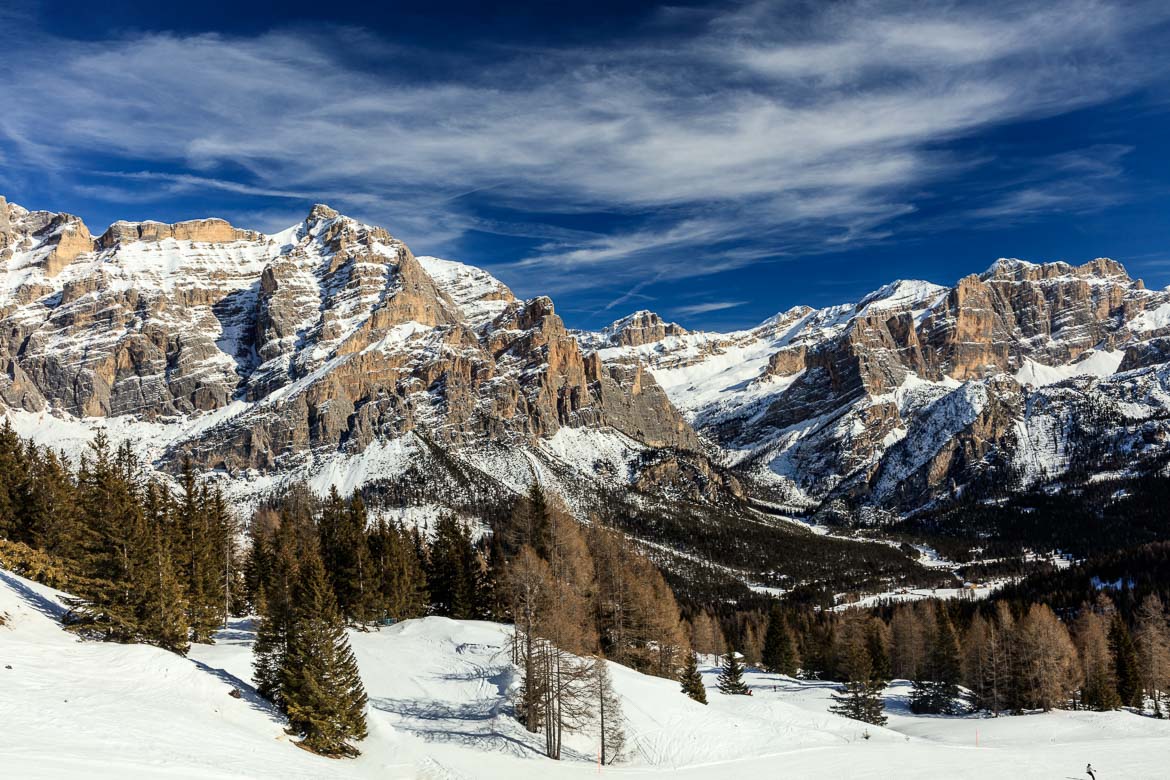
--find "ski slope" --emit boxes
[3,567,1170,778]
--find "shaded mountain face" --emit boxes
[0,197,699,496]
[591,258,1170,515]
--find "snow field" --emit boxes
[5,567,1170,779]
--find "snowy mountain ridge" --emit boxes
[0,195,716,523]
[4,194,1170,525]
[588,256,1170,514]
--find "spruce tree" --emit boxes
[427,515,480,618]
[831,617,887,725]
[1110,615,1142,708]
[1075,607,1121,711]
[911,607,962,714]
[717,649,750,695]
[252,502,307,704]
[280,549,368,757]
[680,651,708,704]
[176,460,221,642]
[761,606,799,676]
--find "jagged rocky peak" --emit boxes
[0,196,94,276]
[979,256,1136,284]
[1,198,701,490]
[96,217,261,248]
[602,309,689,347]
[856,279,947,313]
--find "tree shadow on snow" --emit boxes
[369,696,542,757]
[188,658,285,723]
[0,570,68,622]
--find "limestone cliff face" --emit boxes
[0,198,699,487]
[588,259,1170,513]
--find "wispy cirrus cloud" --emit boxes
[1,0,1168,305]
[672,300,748,317]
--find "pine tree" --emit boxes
[680,651,708,704]
[717,648,750,695]
[1074,606,1120,711]
[761,606,799,676]
[252,499,311,704]
[0,419,28,541]
[911,606,962,714]
[830,616,887,725]
[66,435,148,641]
[427,514,481,619]
[319,489,375,623]
[135,483,190,654]
[1110,614,1142,708]
[280,549,368,756]
[176,459,221,642]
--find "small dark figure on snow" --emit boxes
[1086,763,1096,779]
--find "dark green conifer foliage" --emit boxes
[0,419,27,540]
[175,460,221,642]
[320,490,375,623]
[427,515,481,619]
[67,435,145,639]
[680,651,708,704]
[717,649,750,695]
[24,448,78,558]
[136,488,190,654]
[1111,615,1143,707]
[252,500,311,704]
[280,549,368,756]
[830,619,887,725]
[761,607,799,676]
[368,517,428,621]
[911,607,962,714]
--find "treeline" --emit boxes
[682,591,1170,724]
[0,424,237,653]
[891,471,1170,563]
[1,422,695,760]
[494,485,688,761]
[592,485,949,605]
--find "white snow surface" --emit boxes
[5,567,1170,779]
[1014,349,1125,387]
[1127,302,1170,334]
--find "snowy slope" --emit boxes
[5,567,1170,779]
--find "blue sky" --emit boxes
[3,0,1170,331]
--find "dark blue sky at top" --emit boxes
[3,0,1170,331]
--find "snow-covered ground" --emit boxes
[4,567,1170,779]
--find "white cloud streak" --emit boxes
[0,0,1167,301]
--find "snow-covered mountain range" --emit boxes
[592,259,1170,516]
[4,194,1170,524]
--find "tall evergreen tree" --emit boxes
[252,498,312,704]
[717,648,750,695]
[761,606,799,676]
[830,617,887,725]
[1110,614,1143,707]
[680,651,708,704]
[427,515,481,619]
[911,607,962,714]
[176,459,221,642]
[280,548,368,756]
[1074,606,1120,711]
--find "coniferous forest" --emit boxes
[4,417,1170,758]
